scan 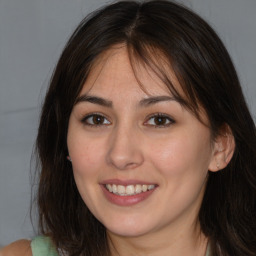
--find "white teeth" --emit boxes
[142,185,147,192]
[105,184,156,196]
[148,185,155,190]
[112,184,117,194]
[106,184,112,192]
[126,185,135,195]
[117,185,126,195]
[135,184,142,194]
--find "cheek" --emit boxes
[151,139,191,176]
[68,133,105,173]
[147,131,212,177]
[68,137,104,199]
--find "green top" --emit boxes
[31,236,211,256]
[206,243,210,256]
[31,236,58,256]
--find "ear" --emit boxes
[208,124,235,172]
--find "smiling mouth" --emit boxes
[105,184,156,196]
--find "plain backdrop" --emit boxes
[0,0,255,246]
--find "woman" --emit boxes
[2,0,256,255]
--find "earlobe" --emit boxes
[208,125,235,172]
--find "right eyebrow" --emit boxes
[139,95,178,107]
[75,94,113,108]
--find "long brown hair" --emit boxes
[36,1,256,255]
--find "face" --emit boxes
[67,46,216,239]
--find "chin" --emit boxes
[102,217,155,238]
[107,226,149,238]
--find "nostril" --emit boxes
[106,148,144,170]
[106,128,144,170]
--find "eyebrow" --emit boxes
[75,95,113,107]
[139,95,177,107]
[75,94,177,108]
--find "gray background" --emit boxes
[0,0,255,247]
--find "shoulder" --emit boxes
[0,236,58,256]
[0,239,32,256]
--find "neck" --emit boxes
[107,221,208,256]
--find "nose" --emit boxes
[106,125,144,170]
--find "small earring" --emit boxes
[67,156,72,162]
[216,162,220,169]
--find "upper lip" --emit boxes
[100,179,157,186]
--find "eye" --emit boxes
[145,113,174,127]
[82,114,111,126]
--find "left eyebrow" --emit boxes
[75,94,113,107]
[139,96,178,107]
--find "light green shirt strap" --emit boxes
[31,236,58,256]
[206,243,211,256]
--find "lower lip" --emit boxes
[101,185,156,206]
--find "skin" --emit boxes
[67,45,227,256]
[2,45,234,256]
[0,240,32,256]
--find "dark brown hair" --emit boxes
[36,1,256,255]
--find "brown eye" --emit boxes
[154,116,168,126]
[92,115,104,124]
[145,114,174,127]
[83,114,110,126]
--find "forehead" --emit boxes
[75,44,210,127]
[79,44,182,98]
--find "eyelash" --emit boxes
[144,113,175,128]
[81,113,111,127]
[81,113,175,128]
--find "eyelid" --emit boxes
[81,112,111,126]
[144,113,175,127]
